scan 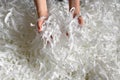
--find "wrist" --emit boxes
[73,11,81,17]
[37,11,48,18]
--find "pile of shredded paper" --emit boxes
[0,0,120,80]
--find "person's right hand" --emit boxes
[78,16,84,26]
[37,16,47,32]
[37,19,45,32]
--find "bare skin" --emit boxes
[34,0,48,32]
[34,0,84,32]
[69,0,84,25]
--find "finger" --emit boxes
[50,35,53,39]
[78,16,84,25]
[66,32,69,37]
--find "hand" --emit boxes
[37,19,45,32]
[37,16,47,32]
[78,16,84,25]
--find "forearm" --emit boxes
[34,0,48,17]
[69,0,80,15]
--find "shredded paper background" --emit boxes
[0,0,120,80]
